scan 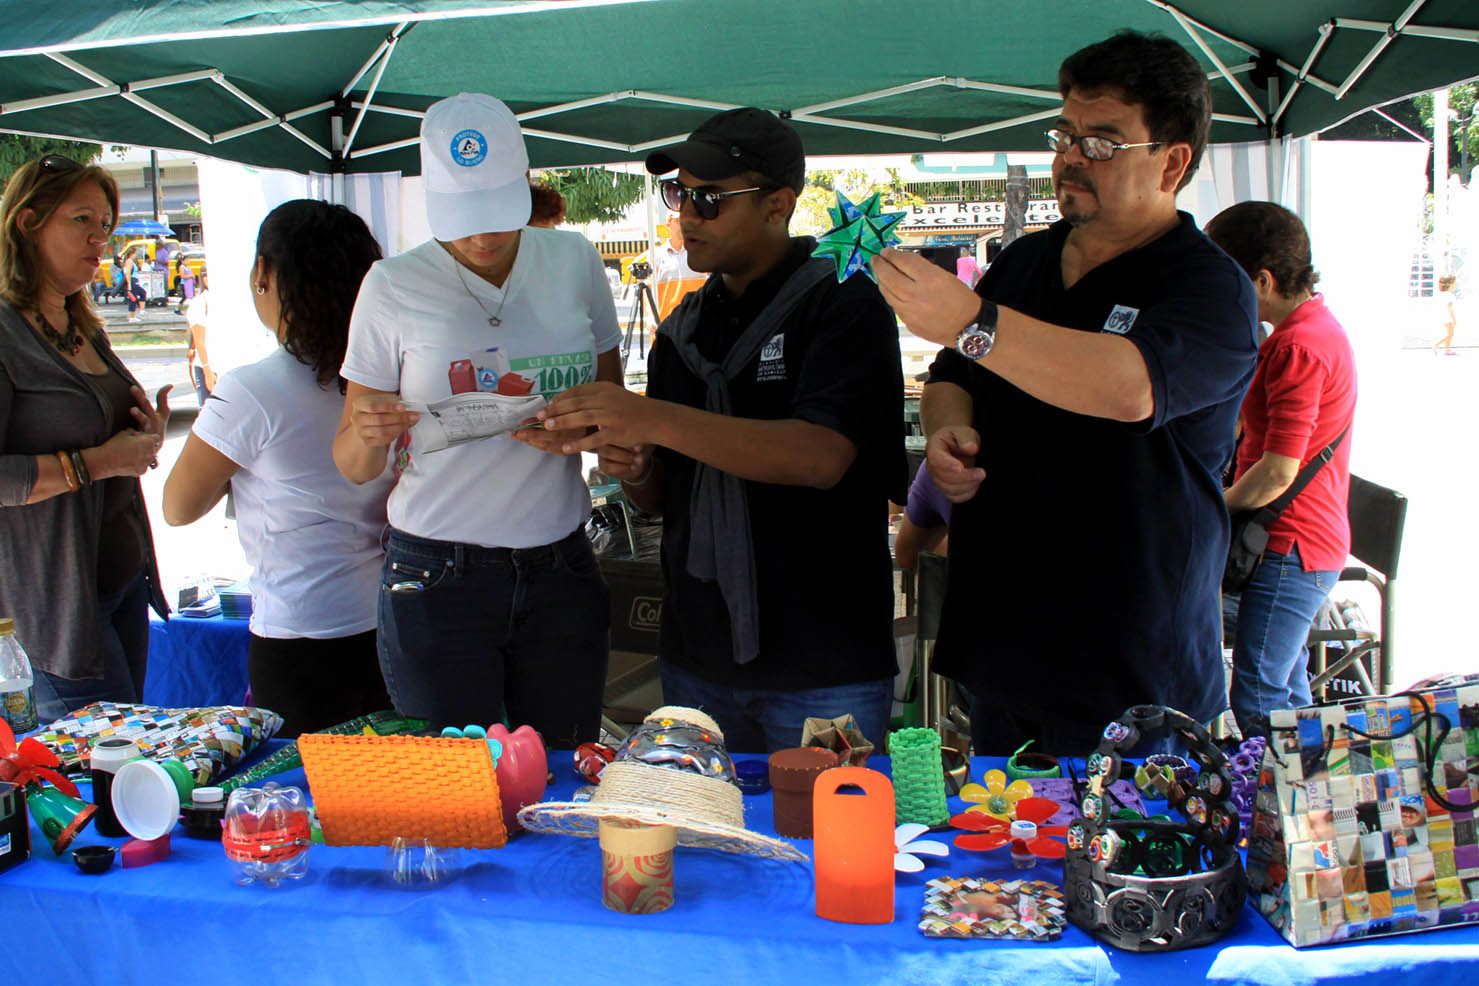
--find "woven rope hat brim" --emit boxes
[517,706,806,863]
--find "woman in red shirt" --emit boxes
[1206,202,1357,737]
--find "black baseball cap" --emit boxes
[645,107,805,193]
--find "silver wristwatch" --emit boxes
[955,297,999,360]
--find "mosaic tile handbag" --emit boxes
[1246,674,1479,947]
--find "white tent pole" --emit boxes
[1334,18,1479,43]
[1335,0,1431,100]
[1434,88,1450,273]
[1167,7,1266,123]
[0,85,117,115]
[1272,23,1334,129]
[1373,107,1431,143]
[331,111,346,204]
[342,28,402,157]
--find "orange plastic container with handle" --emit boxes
[812,766,895,924]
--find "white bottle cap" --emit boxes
[191,786,224,805]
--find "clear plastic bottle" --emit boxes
[0,618,37,734]
[222,783,311,887]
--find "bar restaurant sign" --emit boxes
[898,199,1061,230]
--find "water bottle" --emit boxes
[0,618,37,734]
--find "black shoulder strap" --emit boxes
[1256,426,1349,523]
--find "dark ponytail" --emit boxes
[255,200,383,393]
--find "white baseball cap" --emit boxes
[421,92,531,240]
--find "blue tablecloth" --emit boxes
[4,747,1477,984]
[144,613,250,708]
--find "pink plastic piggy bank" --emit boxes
[486,724,548,831]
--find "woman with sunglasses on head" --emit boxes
[0,155,171,723]
[163,202,391,737]
[332,93,621,744]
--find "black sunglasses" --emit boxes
[39,154,83,173]
[660,178,778,221]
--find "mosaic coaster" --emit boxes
[920,876,1067,941]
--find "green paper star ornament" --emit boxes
[812,191,906,282]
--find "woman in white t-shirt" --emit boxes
[162,200,392,737]
[332,93,620,745]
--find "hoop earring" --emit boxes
[255,284,266,295]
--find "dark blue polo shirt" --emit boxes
[646,238,906,689]
[927,213,1258,747]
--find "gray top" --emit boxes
[0,301,167,680]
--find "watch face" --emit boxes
[958,328,992,360]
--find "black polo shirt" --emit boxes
[646,237,906,689]
[928,213,1258,748]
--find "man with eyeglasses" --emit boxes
[535,107,906,753]
[873,32,1259,756]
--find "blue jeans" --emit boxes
[658,661,892,755]
[32,571,150,725]
[1225,544,1337,737]
[377,526,610,747]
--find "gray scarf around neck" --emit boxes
[657,252,833,664]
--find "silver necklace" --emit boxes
[453,262,509,328]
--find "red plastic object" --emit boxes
[574,742,615,784]
[951,797,1068,860]
[121,834,171,868]
[813,766,895,925]
[496,373,534,396]
[486,724,548,832]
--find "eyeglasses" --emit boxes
[660,179,776,221]
[39,155,82,173]
[1045,129,1160,162]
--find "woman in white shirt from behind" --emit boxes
[163,200,392,737]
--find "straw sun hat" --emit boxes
[517,706,805,862]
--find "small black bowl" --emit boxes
[72,845,116,874]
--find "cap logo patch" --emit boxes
[451,129,488,167]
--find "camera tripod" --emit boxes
[621,279,660,367]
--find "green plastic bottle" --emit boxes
[0,618,37,734]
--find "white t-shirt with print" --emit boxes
[341,227,620,548]
[192,347,393,638]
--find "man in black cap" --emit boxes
[532,107,905,753]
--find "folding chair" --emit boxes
[1307,475,1407,699]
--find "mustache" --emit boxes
[1056,167,1095,194]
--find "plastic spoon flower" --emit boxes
[894,822,951,873]
[950,796,1069,862]
[959,769,1034,821]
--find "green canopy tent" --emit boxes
[0,0,1475,179]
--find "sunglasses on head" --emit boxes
[660,178,778,221]
[39,154,83,173]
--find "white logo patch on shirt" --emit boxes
[1102,304,1139,334]
[756,333,786,382]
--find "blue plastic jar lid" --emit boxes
[734,760,770,795]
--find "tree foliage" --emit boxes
[1413,83,1476,186]
[0,134,102,192]
[537,167,648,224]
[793,168,921,238]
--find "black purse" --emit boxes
[1223,428,1347,594]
